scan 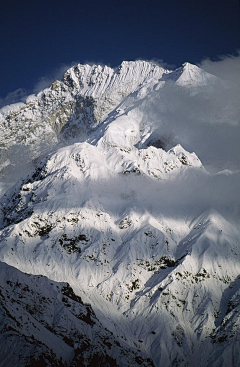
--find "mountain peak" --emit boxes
[176,61,218,86]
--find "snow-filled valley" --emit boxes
[0,60,239,366]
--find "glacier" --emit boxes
[0,60,239,366]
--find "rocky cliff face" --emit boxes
[0,261,154,367]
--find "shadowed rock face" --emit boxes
[0,261,154,367]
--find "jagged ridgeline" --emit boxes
[0,60,239,367]
[0,60,217,181]
[0,61,171,180]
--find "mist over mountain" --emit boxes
[0,59,239,366]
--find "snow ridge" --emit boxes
[0,60,168,180]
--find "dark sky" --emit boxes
[0,0,239,99]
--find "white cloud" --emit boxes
[33,62,79,93]
[0,88,28,108]
[199,51,240,84]
[140,53,240,171]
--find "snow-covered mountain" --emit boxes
[0,61,169,180]
[0,60,218,182]
[0,60,239,366]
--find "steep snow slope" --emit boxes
[0,138,239,366]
